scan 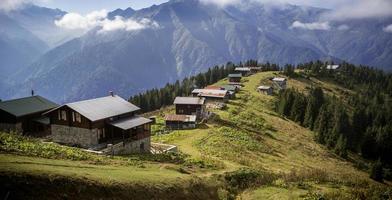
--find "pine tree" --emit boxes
[370,159,383,182]
[290,94,306,124]
[334,135,348,158]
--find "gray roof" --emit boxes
[47,95,140,122]
[222,85,238,91]
[0,96,58,117]
[228,74,242,78]
[174,97,205,105]
[109,116,152,130]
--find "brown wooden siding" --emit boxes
[175,104,202,115]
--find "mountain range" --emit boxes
[1,0,391,103]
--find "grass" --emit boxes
[1,71,391,199]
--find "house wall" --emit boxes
[48,106,92,129]
[175,104,203,116]
[0,123,22,134]
[229,77,241,83]
[51,124,98,148]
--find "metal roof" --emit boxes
[191,89,228,98]
[228,74,242,78]
[222,85,238,91]
[0,96,58,117]
[235,67,251,71]
[164,114,196,122]
[327,65,340,70]
[174,97,205,105]
[47,95,140,122]
[258,86,272,90]
[109,116,152,130]
[272,77,287,82]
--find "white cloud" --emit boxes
[199,0,241,7]
[55,10,159,33]
[383,24,392,33]
[0,0,49,12]
[337,24,349,31]
[291,21,330,30]
[324,0,392,20]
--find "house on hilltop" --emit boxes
[257,86,273,95]
[192,89,230,102]
[326,65,340,70]
[228,74,242,84]
[44,94,152,154]
[0,95,58,136]
[173,97,205,119]
[165,114,196,129]
[235,67,251,76]
[272,77,287,90]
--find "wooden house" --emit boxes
[249,67,262,73]
[191,89,230,102]
[173,97,205,119]
[165,114,196,129]
[234,67,251,76]
[257,86,273,95]
[0,95,58,136]
[228,74,242,84]
[44,95,152,153]
[272,77,287,90]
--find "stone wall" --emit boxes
[0,123,22,134]
[51,124,98,148]
[103,137,151,155]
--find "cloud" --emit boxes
[0,0,49,12]
[337,24,349,31]
[324,0,392,20]
[383,24,392,33]
[291,21,330,30]
[199,0,241,7]
[55,10,159,33]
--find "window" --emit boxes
[75,112,82,123]
[61,110,67,121]
[72,112,75,122]
[58,110,61,120]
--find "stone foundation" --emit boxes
[51,125,98,148]
[103,137,151,155]
[0,123,23,134]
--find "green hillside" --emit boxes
[1,71,391,199]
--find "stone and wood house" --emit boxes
[0,95,58,136]
[164,114,196,129]
[272,77,287,90]
[44,95,152,153]
[173,97,205,119]
[234,67,251,76]
[228,74,242,84]
[257,86,273,95]
[192,89,230,102]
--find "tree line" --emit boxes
[277,61,392,181]
[129,60,279,112]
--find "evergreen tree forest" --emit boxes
[129,60,279,112]
[276,61,392,181]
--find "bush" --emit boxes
[370,159,383,182]
[224,168,277,190]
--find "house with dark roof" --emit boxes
[0,95,58,136]
[228,74,242,84]
[192,89,230,102]
[44,95,152,153]
[173,97,205,118]
[164,114,196,129]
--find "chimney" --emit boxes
[109,91,114,97]
[31,90,35,96]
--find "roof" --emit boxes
[191,89,228,98]
[204,85,223,90]
[222,85,238,91]
[235,67,251,71]
[46,95,140,122]
[272,77,287,82]
[109,116,152,130]
[0,96,58,117]
[164,114,196,122]
[258,86,272,90]
[327,65,340,70]
[174,97,205,105]
[228,74,242,78]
